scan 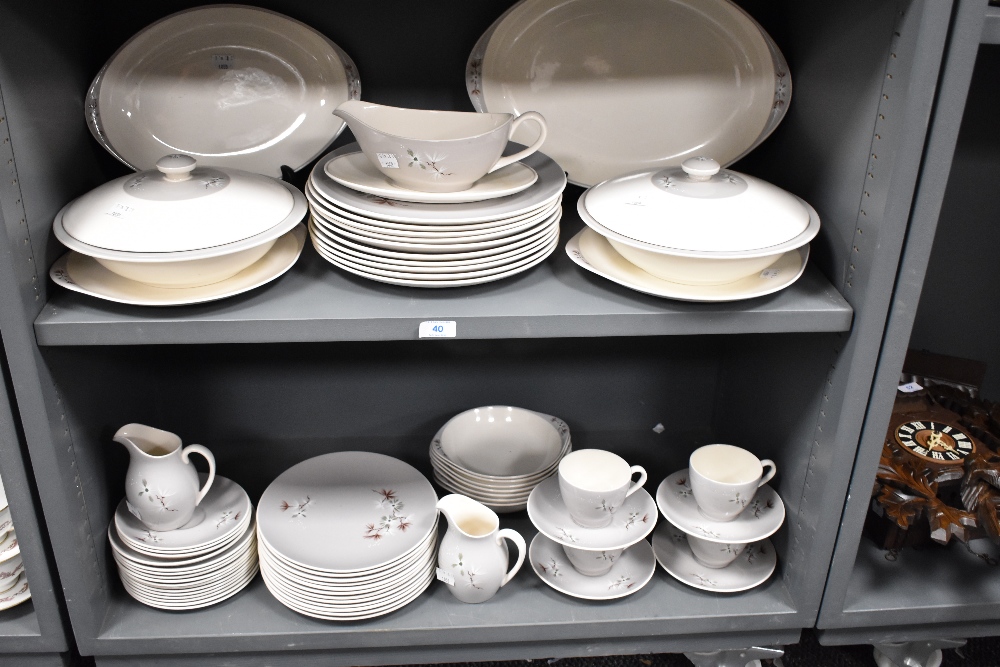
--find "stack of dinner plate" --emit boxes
[430,406,571,513]
[0,477,29,610]
[305,143,567,288]
[257,452,440,620]
[109,475,258,610]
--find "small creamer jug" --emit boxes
[436,494,525,603]
[114,423,216,531]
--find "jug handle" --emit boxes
[181,444,216,506]
[489,111,548,173]
[497,528,526,587]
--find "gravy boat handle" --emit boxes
[489,111,547,173]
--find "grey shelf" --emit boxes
[94,518,797,660]
[33,217,853,346]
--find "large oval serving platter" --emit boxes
[467,0,790,186]
[88,6,360,177]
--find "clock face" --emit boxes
[894,420,975,463]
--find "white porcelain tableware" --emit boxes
[50,224,306,307]
[436,407,568,477]
[334,101,546,193]
[114,474,250,552]
[527,477,656,550]
[324,150,538,203]
[114,423,215,532]
[309,143,566,224]
[257,452,437,572]
[567,228,810,303]
[652,526,776,592]
[655,470,785,543]
[88,5,360,177]
[689,445,776,522]
[0,573,30,611]
[558,450,647,528]
[52,154,307,288]
[577,159,820,285]
[0,476,7,511]
[468,0,789,186]
[530,533,654,600]
[685,534,747,569]
[0,555,23,593]
[0,508,12,542]
[561,544,623,577]
[436,494,526,603]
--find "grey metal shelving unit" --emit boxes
[817,0,1000,656]
[0,0,956,664]
[0,355,71,666]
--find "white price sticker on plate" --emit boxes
[435,567,455,586]
[419,321,456,338]
[898,381,924,393]
[377,153,400,169]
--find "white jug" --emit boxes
[114,423,216,531]
[436,494,525,603]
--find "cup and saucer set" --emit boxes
[653,444,786,592]
[526,450,658,600]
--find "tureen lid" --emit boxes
[582,157,812,253]
[61,154,296,253]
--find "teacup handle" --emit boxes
[489,111,548,173]
[497,528,526,587]
[181,444,216,506]
[624,465,648,498]
[758,459,777,487]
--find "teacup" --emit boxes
[686,534,746,569]
[334,100,547,193]
[558,449,647,528]
[689,444,776,522]
[562,544,624,577]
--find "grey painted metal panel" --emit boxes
[819,621,1000,647]
[93,630,802,667]
[0,654,70,667]
[818,0,990,631]
[982,4,1000,43]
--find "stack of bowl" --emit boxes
[0,477,28,610]
[108,475,258,610]
[430,406,571,512]
[305,102,566,288]
[50,154,308,306]
[567,157,820,302]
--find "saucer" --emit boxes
[0,476,7,511]
[527,476,657,550]
[50,224,305,307]
[530,533,654,600]
[652,526,776,592]
[115,475,251,552]
[655,470,785,543]
[0,508,12,541]
[0,534,20,564]
[325,151,538,204]
[566,228,809,302]
[0,573,30,611]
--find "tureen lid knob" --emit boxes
[156,154,197,182]
[681,157,721,181]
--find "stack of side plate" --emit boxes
[430,406,571,513]
[0,478,28,610]
[257,452,439,620]
[109,475,258,610]
[305,144,566,288]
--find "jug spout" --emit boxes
[436,494,499,538]
[113,423,182,458]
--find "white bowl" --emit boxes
[438,406,565,477]
[607,240,781,286]
[94,240,276,288]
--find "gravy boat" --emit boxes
[333,100,547,193]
